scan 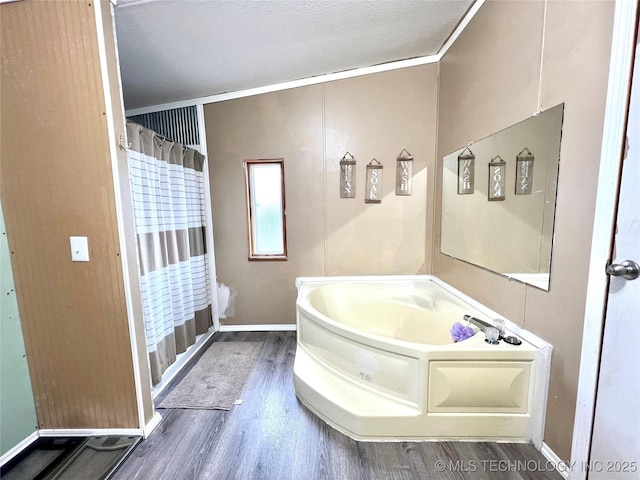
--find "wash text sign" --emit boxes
[458,151,475,194]
[395,151,413,196]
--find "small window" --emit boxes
[244,159,287,260]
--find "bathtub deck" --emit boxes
[113,331,563,480]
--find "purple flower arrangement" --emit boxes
[450,322,475,342]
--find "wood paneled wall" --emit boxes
[0,0,139,429]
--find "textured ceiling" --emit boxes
[115,0,474,110]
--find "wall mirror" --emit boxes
[440,103,564,291]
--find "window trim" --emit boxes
[243,159,288,261]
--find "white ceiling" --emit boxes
[114,0,474,110]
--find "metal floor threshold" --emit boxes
[1,436,141,480]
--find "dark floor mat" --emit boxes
[1,436,141,480]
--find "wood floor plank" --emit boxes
[114,332,564,480]
[291,407,337,480]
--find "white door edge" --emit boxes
[569,2,638,479]
[197,103,220,332]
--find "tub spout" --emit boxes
[463,315,494,332]
[464,315,501,345]
[464,315,522,345]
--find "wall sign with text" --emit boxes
[365,159,383,203]
[488,156,506,201]
[457,147,475,194]
[515,148,534,195]
[395,149,413,196]
[339,152,356,198]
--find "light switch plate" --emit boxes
[70,236,89,262]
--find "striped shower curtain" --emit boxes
[126,122,212,385]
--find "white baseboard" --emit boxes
[143,412,162,438]
[0,431,39,467]
[541,442,569,479]
[38,428,143,438]
[219,324,296,332]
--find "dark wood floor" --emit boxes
[114,331,563,480]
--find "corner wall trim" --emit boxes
[219,324,297,332]
[0,431,39,468]
[143,412,162,438]
[197,102,221,333]
[436,0,485,59]
[125,55,438,116]
[541,442,570,480]
[93,0,148,431]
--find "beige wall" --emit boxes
[434,0,614,460]
[201,0,613,460]
[0,1,146,429]
[205,65,438,325]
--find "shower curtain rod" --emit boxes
[126,120,190,149]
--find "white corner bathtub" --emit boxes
[293,275,552,445]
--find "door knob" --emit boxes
[606,260,640,280]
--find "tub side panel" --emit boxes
[298,310,423,408]
[428,361,532,413]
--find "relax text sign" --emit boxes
[515,149,534,195]
[339,153,356,198]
